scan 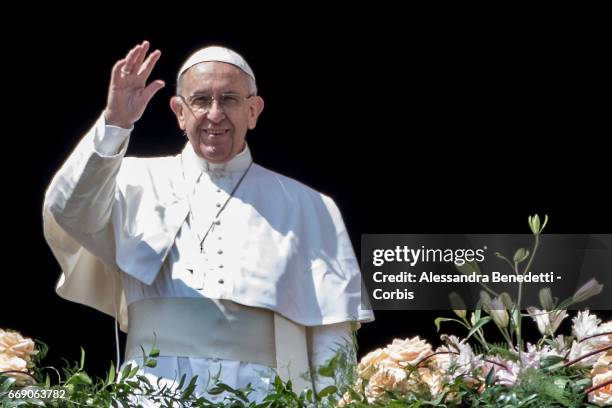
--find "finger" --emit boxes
[111,59,128,83]
[122,44,141,74]
[133,41,150,73]
[137,49,161,79]
[142,80,166,105]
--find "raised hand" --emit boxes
[103,41,165,128]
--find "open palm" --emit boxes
[104,41,165,128]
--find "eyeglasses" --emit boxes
[178,93,254,114]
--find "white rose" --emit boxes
[0,353,34,385]
[386,336,432,367]
[589,362,612,407]
[0,353,27,372]
[0,329,38,362]
[365,367,408,402]
[357,347,394,380]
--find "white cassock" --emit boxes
[43,114,374,403]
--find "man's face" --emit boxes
[171,62,264,163]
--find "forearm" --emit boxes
[44,113,131,234]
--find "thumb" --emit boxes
[143,80,165,105]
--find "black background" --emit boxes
[3,9,610,379]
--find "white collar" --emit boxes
[181,142,253,186]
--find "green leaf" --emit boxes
[214,383,239,394]
[317,385,337,399]
[571,378,592,392]
[543,380,571,406]
[136,374,152,388]
[120,364,132,382]
[467,317,491,340]
[347,386,363,403]
[177,373,186,390]
[106,361,115,385]
[79,347,86,370]
[144,359,157,368]
[318,355,338,378]
[67,372,92,386]
[544,360,566,372]
[126,380,140,387]
[518,393,538,406]
[128,365,139,378]
[274,375,283,390]
[540,355,564,369]
[207,386,224,395]
[306,388,313,402]
[513,248,530,264]
[318,365,334,378]
[434,317,466,332]
[1,376,16,391]
[485,366,495,387]
[181,376,198,399]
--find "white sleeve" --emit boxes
[95,114,132,156]
[307,321,355,395]
[44,113,130,264]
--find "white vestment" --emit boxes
[43,114,374,401]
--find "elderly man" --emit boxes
[43,41,373,402]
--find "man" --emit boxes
[43,41,374,402]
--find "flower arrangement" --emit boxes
[337,310,610,407]
[2,215,611,407]
[337,215,612,407]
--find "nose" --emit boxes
[205,100,226,123]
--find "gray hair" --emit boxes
[176,67,258,96]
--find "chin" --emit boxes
[199,146,234,163]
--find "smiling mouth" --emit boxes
[202,129,230,136]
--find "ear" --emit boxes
[247,96,265,130]
[170,96,186,130]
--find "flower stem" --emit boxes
[584,380,612,394]
[563,345,612,368]
[413,350,459,367]
[578,332,612,344]
[585,378,612,395]
[516,234,541,359]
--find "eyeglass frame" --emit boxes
[176,92,256,115]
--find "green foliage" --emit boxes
[2,216,607,407]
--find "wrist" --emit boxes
[103,109,133,129]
